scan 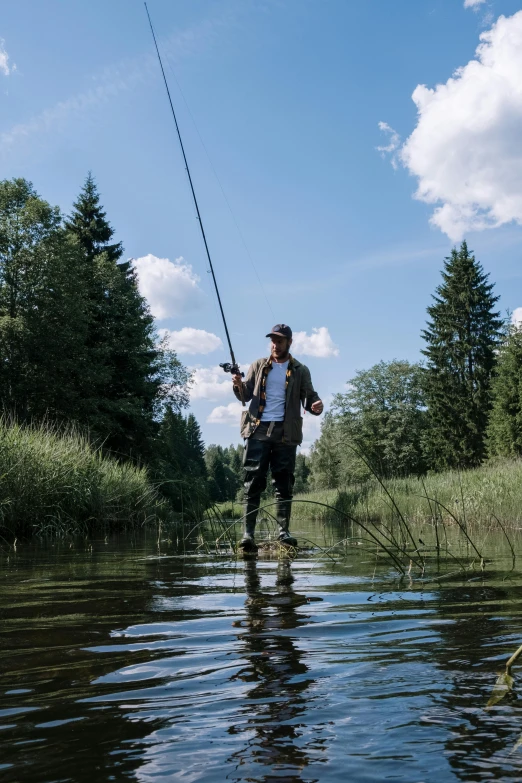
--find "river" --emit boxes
[2,521,522,782]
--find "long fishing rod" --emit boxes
[144,2,245,404]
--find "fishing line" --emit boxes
[161,54,275,320]
[144,1,245,398]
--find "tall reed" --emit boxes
[0,418,170,537]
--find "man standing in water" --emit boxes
[232,324,324,552]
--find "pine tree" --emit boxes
[487,325,522,457]
[66,174,171,460]
[421,242,502,470]
[65,172,122,263]
[155,407,190,509]
[185,414,207,478]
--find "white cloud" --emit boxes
[190,362,250,401]
[292,327,339,358]
[133,255,205,319]
[300,413,323,455]
[0,40,14,76]
[464,0,486,8]
[190,366,232,401]
[511,307,522,326]
[376,121,401,169]
[380,11,522,240]
[207,401,243,425]
[159,327,222,355]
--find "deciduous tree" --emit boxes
[487,324,522,458]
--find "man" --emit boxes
[232,324,324,552]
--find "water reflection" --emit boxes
[6,535,522,781]
[433,581,522,781]
[229,559,318,781]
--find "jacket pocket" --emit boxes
[292,416,303,444]
[241,410,252,438]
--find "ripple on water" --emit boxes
[3,538,522,782]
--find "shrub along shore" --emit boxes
[0,419,170,539]
[219,458,522,530]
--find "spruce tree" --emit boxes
[155,407,189,509]
[421,241,502,470]
[185,414,207,478]
[65,172,122,263]
[66,174,165,459]
[486,324,522,457]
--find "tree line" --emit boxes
[205,241,516,498]
[0,175,209,512]
[6,176,518,507]
[310,241,521,489]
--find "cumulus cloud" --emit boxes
[0,40,14,76]
[207,401,243,425]
[292,327,339,358]
[299,413,323,455]
[380,11,522,240]
[512,307,522,327]
[464,0,486,8]
[190,366,232,401]
[133,255,205,319]
[190,362,249,401]
[159,327,222,355]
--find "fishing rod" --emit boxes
[144,2,245,405]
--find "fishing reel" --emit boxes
[220,362,246,407]
[220,362,244,378]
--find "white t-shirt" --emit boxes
[260,360,288,421]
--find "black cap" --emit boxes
[266,324,292,339]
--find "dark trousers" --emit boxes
[243,421,297,535]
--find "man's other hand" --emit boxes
[232,374,243,388]
[311,400,324,414]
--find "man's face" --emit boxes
[270,335,292,361]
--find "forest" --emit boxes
[2,174,522,533]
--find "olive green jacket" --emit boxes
[233,355,321,445]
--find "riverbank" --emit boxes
[0,419,169,538]
[218,458,522,529]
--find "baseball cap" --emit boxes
[266,324,292,339]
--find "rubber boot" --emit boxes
[240,502,258,553]
[276,498,297,547]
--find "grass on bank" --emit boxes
[218,458,522,529]
[0,418,170,538]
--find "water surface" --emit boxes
[2,528,522,782]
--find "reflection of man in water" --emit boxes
[228,559,317,780]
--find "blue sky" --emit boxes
[2,0,522,451]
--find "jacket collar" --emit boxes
[264,353,299,368]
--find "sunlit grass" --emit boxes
[224,460,522,529]
[335,459,522,528]
[0,418,170,537]
[212,459,522,573]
